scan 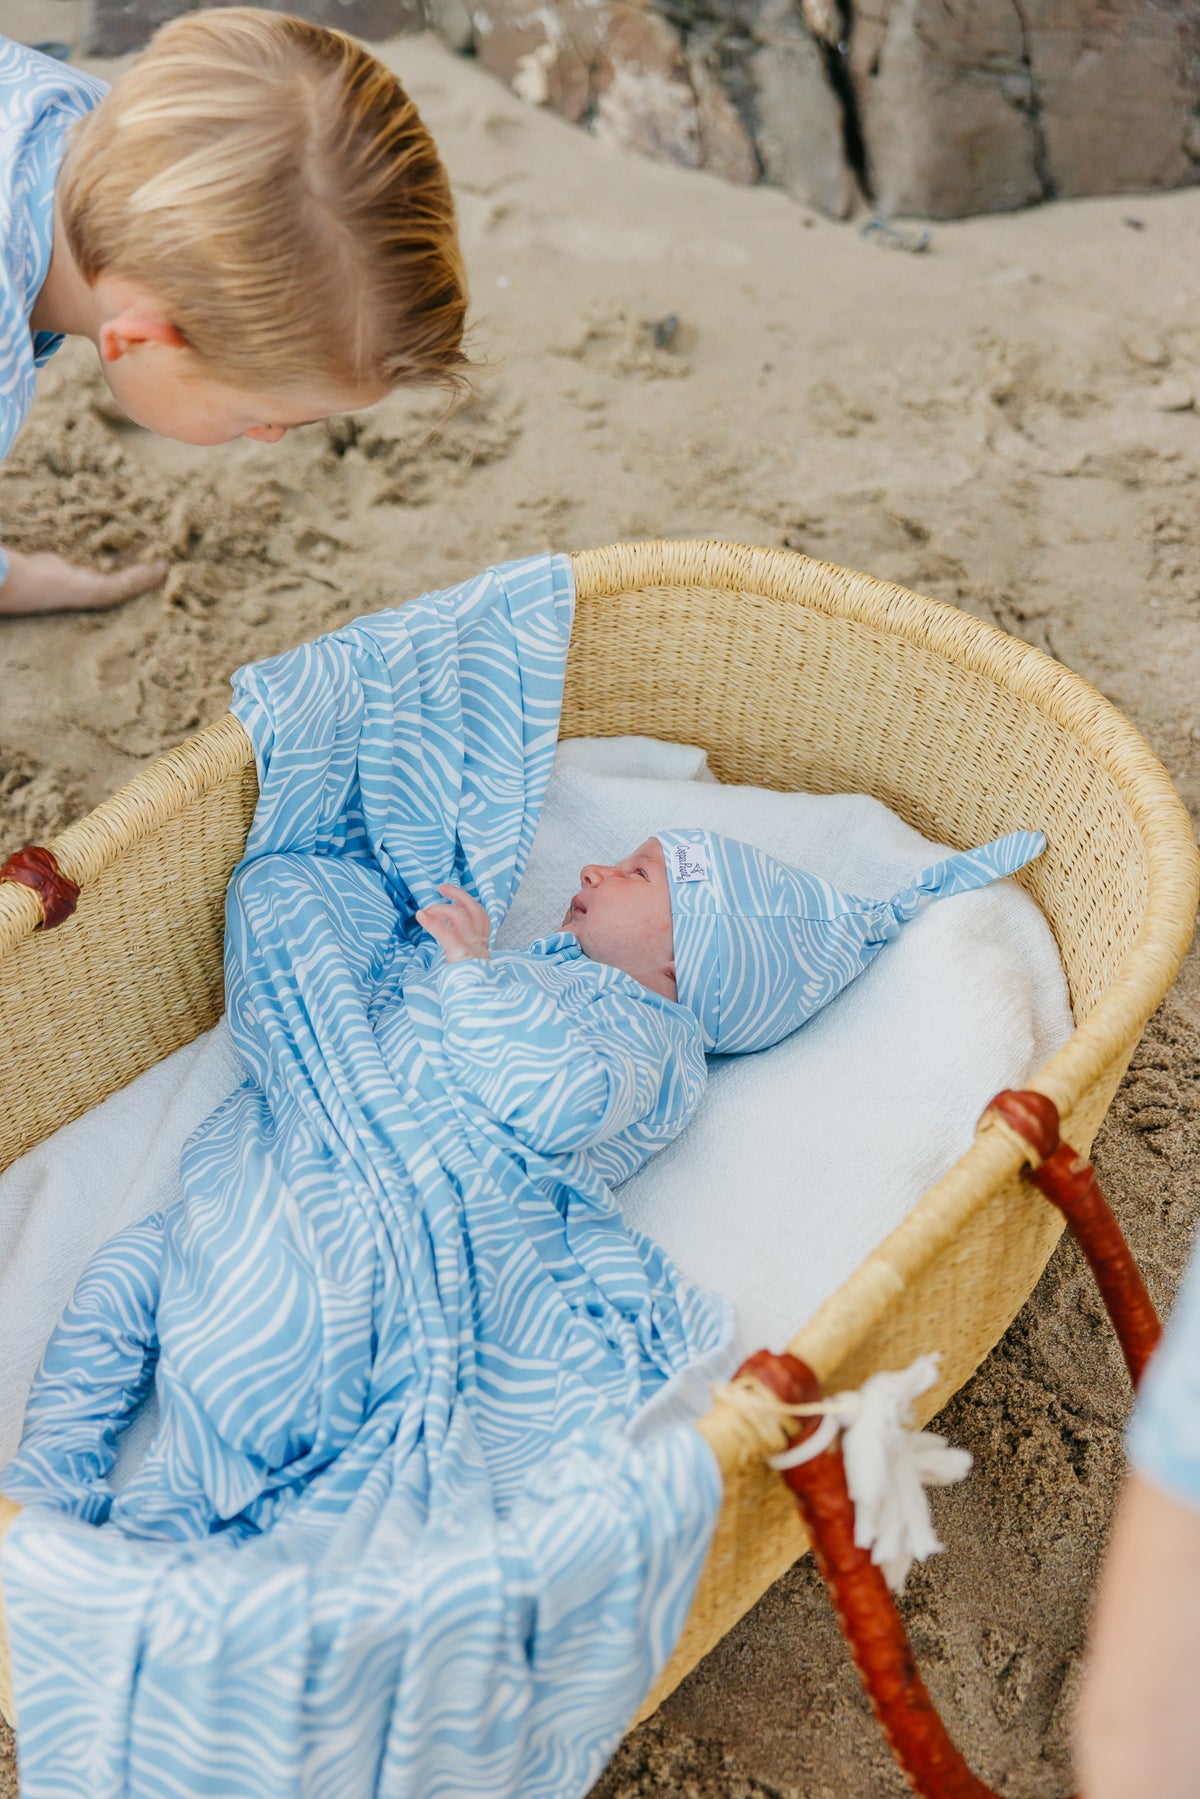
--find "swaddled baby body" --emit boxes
[1,851,704,1538]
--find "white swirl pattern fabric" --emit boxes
[0,39,105,579]
[0,555,730,1799]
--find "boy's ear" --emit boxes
[99,308,185,362]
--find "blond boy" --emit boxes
[1,11,466,615]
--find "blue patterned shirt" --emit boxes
[1129,1237,1200,1507]
[0,39,105,579]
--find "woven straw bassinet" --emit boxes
[0,539,1196,1732]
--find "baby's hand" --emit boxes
[416,885,492,963]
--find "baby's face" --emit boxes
[562,838,677,1000]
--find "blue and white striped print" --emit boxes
[0,41,105,573]
[1,555,729,1799]
[657,826,1047,1054]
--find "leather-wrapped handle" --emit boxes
[0,846,79,929]
[741,1350,1000,1799]
[745,1088,1162,1799]
[986,1089,1161,1388]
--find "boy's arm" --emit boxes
[1075,1471,1200,1799]
[1077,1232,1200,1797]
[0,545,168,614]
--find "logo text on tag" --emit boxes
[670,842,710,883]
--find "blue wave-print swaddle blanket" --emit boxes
[0,555,730,1799]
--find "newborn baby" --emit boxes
[2,822,1040,1538]
[423,824,1045,1053]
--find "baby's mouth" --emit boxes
[563,893,587,929]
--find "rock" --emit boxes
[688,44,760,185]
[511,42,560,106]
[849,0,893,82]
[87,0,1200,220]
[83,0,423,55]
[853,0,1200,219]
[643,313,680,349]
[751,33,852,216]
[424,0,474,54]
[592,5,703,167]
[854,0,1043,218]
[476,0,707,169]
[473,0,597,123]
[1032,0,1193,196]
[800,0,841,47]
[82,0,186,56]
[1151,377,1194,413]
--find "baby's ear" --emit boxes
[99,308,185,362]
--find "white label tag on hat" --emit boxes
[669,841,710,882]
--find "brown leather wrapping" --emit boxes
[0,846,79,930]
[984,1089,1162,1388]
[743,1349,1003,1799]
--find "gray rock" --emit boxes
[1031,0,1193,196]
[79,0,1200,218]
[82,0,423,56]
[750,33,850,216]
[854,0,1043,218]
[424,0,475,54]
[82,0,189,56]
[854,0,1200,219]
[752,0,813,51]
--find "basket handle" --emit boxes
[745,1087,1162,1799]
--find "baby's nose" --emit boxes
[580,864,609,887]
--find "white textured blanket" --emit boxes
[0,737,1072,1465]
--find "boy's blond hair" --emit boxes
[59,8,468,396]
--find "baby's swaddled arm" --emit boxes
[0,1213,164,1520]
[437,957,705,1158]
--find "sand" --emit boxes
[1,22,1199,1798]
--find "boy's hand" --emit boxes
[416,884,492,963]
[0,548,169,615]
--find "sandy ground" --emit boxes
[2,19,1200,1798]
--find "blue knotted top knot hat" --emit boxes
[655,827,1046,1056]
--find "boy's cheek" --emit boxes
[111,388,236,446]
[97,356,227,445]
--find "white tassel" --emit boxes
[768,1353,972,1593]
